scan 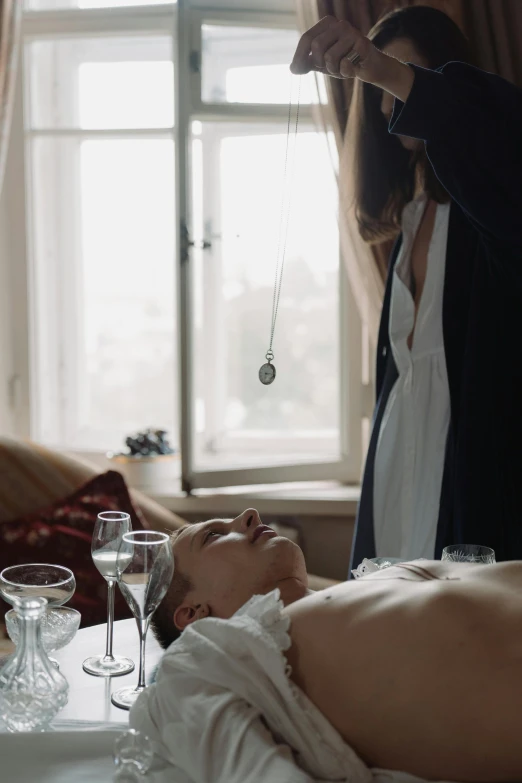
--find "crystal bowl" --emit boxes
[5,606,81,654]
[0,564,76,608]
[369,557,405,568]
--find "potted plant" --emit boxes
[107,429,180,491]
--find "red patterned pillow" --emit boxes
[0,471,145,628]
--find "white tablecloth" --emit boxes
[0,726,456,783]
[0,729,119,782]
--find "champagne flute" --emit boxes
[441,544,496,564]
[111,531,173,710]
[83,511,135,677]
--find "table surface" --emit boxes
[53,618,163,724]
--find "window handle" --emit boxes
[189,239,211,250]
[180,220,211,263]
[189,51,201,74]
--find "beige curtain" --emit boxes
[462,0,522,85]
[294,0,522,342]
[0,0,21,196]
[295,0,387,346]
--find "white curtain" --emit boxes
[0,0,21,195]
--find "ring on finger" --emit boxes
[346,49,362,67]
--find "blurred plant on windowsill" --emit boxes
[107,430,180,492]
[120,429,176,459]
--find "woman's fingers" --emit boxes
[290,16,369,80]
[309,26,342,71]
[339,53,360,79]
[290,15,340,74]
[323,36,359,77]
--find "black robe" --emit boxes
[350,61,522,573]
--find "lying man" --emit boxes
[130,509,522,783]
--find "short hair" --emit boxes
[151,532,193,649]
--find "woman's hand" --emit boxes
[290,15,376,80]
[290,16,414,102]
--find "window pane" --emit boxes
[201,24,325,105]
[25,0,174,9]
[30,137,177,451]
[192,123,339,469]
[26,37,174,129]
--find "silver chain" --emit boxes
[266,78,301,362]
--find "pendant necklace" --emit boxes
[259,78,301,385]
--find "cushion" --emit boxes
[0,436,188,534]
[0,471,146,630]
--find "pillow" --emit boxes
[0,471,145,629]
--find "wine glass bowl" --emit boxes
[0,564,75,608]
[111,531,173,710]
[5,606,81,656]
[441,544,496,564]
[91,512,134,582]
[369,557,405,569]
[117,532,174,619]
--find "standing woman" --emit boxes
[291,6,522,566]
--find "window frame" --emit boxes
[7,0,364,491]
[23,28,177,448]
[177,5,363,489]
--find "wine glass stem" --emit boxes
[104,579,116,661]
[136,617,149,690]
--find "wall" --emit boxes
[0,47,30,439]
[0,189,14,436]
[298,514,355,581]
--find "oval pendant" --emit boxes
[259,362,276,385]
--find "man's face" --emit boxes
[172,508,307,627]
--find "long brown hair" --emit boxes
[349,6,474,244]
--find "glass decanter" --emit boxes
[0,596,69,732]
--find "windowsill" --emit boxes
[147,481,360,518]
[65,449,360,517]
